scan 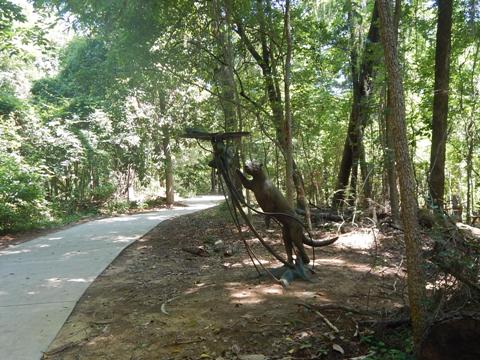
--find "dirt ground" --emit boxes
[41,205,409,360]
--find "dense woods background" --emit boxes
[2,0,480,356]
[2,0,479,233]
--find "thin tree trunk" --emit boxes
[284,0,295,207]
[211,167,218,194]
[159,92,174,206]
[429,0,453,210]
[283,0,311,226]
[235,0,296,205]
[466,123,475,223]
[213,0,243,193]
[162,125,174,206]
[385,93,400,222]
[378,0,427,353]
[359,138,372,204]
[466,43,479,223]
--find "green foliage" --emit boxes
[0,0,26,46]
[102,199,130,214]
[0,0,475,236]
[0,88,24,116]
[361,334,413,360]
[175,149,212,197]
[89,183,116,204]
[0,152,47,233]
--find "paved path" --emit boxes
[0,196,222,360]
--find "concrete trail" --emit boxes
[0,196,222,360]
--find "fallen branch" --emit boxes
[456,222,480,239]
[358,318,410,329]
[348,352,376,360]
[182,246,209,257]
[42,341,85,358]
[300,303,339,333]
[172,337,205,345]
[298,302,378,316]
[161,296,178,315]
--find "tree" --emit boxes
[377,0,427,353]
[383,0,401,224]
[332,0,380,209]
[234,0,297,206]
[429,0,453,211]
[284,0,295,208]
[212,0,243,193]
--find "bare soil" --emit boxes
[42,205,408,360]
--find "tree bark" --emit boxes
[384,0,401,224]
[162,125,174,206]
[158,93,174,206]
[465,43,478,223]
[377,0,427,353]
[235,0,296,205]
[284,0,295,208]
[385,92,400,222]
[429,0,453,210]
[333,1,380,208]
[213,0,243,193]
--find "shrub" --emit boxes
[89,182,116,204]
[0,154,48,233]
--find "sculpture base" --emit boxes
[268,258,313,287]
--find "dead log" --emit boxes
[456,222,480,239]
[182,246,209,257]
[420,316,480,360]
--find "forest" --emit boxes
[1,0,479,358]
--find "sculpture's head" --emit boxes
[244,160,264,177]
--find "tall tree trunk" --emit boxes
[235,0,296,205]
[333,1,380,208]
[126,166,134,202]
[333,0,360,209]
[213,0,243,193]
[333,116,355,208]
[378,0,427,353]
[282,0,311,225]
[159,92,174,206]
[162,125,174,206]
[211,167,218,194]
[347,0,361,208]
[225,0,252,214]
[385,93,401,222]
[284,0,295,207]
[283,0,311,226]
[429,0,453,210]
[465,43,478,223]
[384,0,401,224]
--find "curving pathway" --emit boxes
[0,196,222,360]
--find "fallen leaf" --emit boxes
[332,343,344,354]
[239,355,266,360]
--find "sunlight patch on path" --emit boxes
[334,230,378,250]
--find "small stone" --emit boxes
[213,240,225,252]
[224,244,239,257]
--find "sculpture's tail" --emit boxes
[302,234,338,247]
